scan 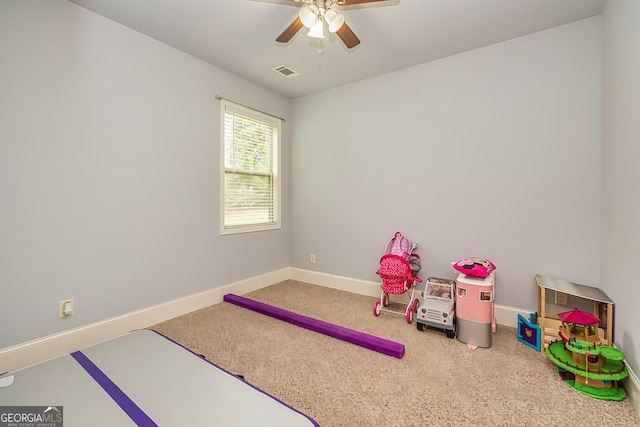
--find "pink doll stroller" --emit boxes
[373,232,422,324]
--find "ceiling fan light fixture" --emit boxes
[299,5,319,28]
[307,19,325,39]
[324,9,345,33]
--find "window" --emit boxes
[220,100,281,234]
[480,291,492,301]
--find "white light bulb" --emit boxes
[299,5,319,28]
[307,19,325,39]
[324,9,345,33]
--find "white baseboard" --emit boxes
[622,361,640,415]
[290,267,382,298]
[0,268,290,374]
[2,266,638,419]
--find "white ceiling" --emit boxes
[67,0,606,99]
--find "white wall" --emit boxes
[602,0,640,375]
[0,0,291,349]
[290,18,602,311]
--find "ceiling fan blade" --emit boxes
[336,22,360,49]
[276,17,304,43]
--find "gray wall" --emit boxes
[602,0,640,375]
[290,18,602,311]
[0,0,291,349]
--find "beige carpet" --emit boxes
[152,280,639,427]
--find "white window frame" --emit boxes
[480,290,493,302]
[220,100,281,235]
[457,287,467,299]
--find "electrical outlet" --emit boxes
[554,291,568,306]
[310,254,316,264]
[58,299,74,318]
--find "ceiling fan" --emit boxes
[276,0,388,49]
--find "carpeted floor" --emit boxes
[151,280,640,427]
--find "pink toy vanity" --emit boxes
[455,272,496,348]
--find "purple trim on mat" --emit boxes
[71,351,158,427]
[223,293,405,359]
[146,329,320,427]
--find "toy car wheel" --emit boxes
[373,301,381,317]
[412,298,419,313]
[405,306,413,324]
[417,322,424,331]
[446,329,455,339]
[382,293,389,307]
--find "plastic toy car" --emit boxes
[416,277,456,338]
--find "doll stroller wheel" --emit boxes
[382,293,390,307]
[405,305,413,324]
[373,301,382,317]
[412,298,420,313]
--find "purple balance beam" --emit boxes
[223,294,405,359]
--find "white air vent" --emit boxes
[273,65,300,78]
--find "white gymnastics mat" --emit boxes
[0,329,318,427]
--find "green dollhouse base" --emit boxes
[564,378,627,401]
[547,340,628,401]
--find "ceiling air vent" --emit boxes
[273,65,300,78]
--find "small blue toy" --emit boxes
[517,312,541,351]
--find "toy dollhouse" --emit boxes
[545,306,628,401]
[535,274,614,352]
